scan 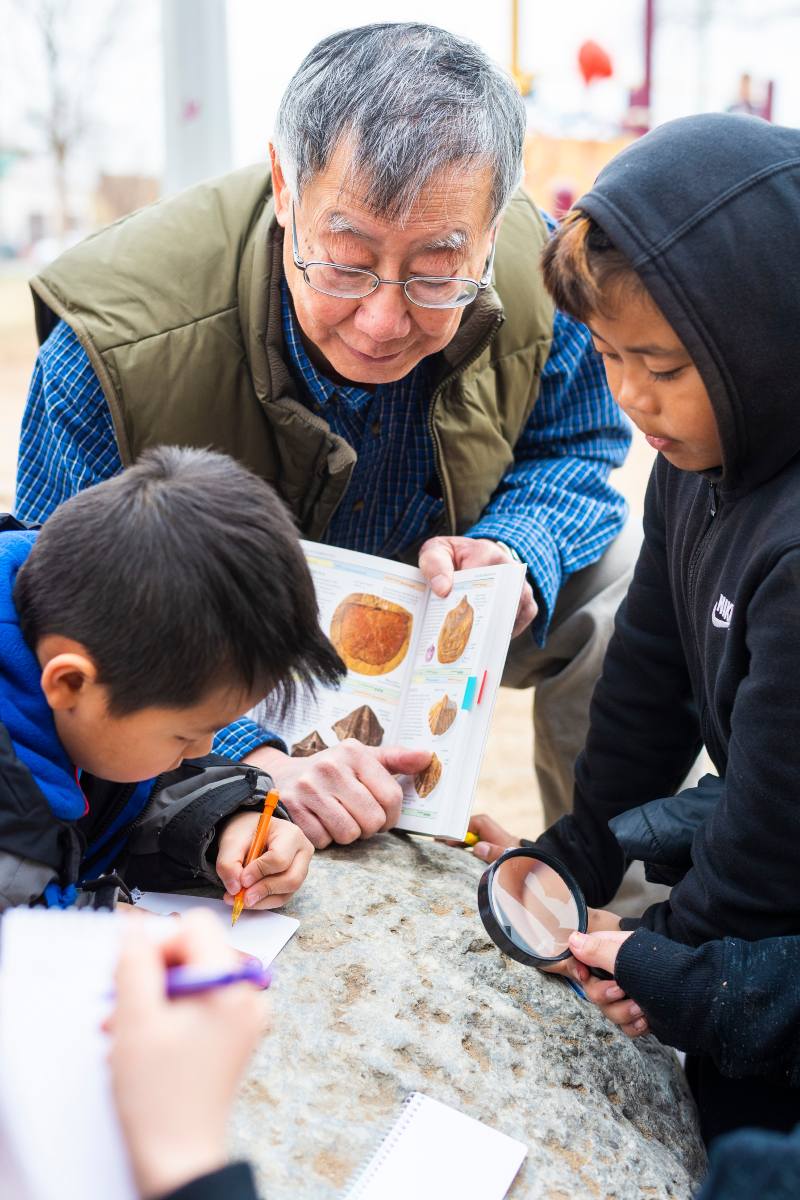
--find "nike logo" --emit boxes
[711,592,734,629]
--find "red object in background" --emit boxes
[578,40,613,86]
[552,184,576,219]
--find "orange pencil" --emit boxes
[231,788,280,926]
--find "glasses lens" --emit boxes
[304,264,378,299]
[406,277,477,309]
[490,855,580,960]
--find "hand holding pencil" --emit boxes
[231,788,280,925]
[216,788,315,916]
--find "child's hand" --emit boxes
[109,912,265,1200]
[567,929,650,1038]
[459,813,522,862]
[216,813,314,910]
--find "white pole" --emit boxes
[161,0,232,196]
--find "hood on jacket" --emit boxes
[577,112,800,497]
[0,529,86,823]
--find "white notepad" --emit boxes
[342,1092,528,1200]
[135,891,299,964]
[0,900,297,1200]
[0,909,138,1200]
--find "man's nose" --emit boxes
[353,283,412,343]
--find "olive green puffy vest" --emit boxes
[31,166,554,541]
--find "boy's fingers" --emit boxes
[472,840,507,864]
[244,850,310,906]
[242,844,294,884]
[467,814,521,861]
[600,998,642,1026]
[161,909,238,970]
[582,975,623,1006]
[217,860,243,897]
[113,927,165,1021]
[620,1016,649,1038]
[568,930,624,976]
[242,838,312,889]
[215,824,250,894]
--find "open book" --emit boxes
[270,541,525,839]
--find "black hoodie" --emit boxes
[537,113,800,949]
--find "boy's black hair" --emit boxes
[541,208,647,323]
[14,446,346,715]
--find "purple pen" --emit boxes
[165,959,273,998]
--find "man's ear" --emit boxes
[269,143,291,228]
[40,652,98,712]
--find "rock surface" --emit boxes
[229,834,706,1199]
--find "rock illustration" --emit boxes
[428,693,458,736]
[437,595,474,664]
[290,730,328,758]
[332,704,385,747]
[414,752,442,797]
[227,836,707,1199]
[330,593,413,676]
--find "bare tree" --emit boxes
[8,0,127,235]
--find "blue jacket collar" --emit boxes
[0,531,86,822]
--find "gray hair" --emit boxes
[274,23,525,225]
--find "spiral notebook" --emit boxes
[342,1092,527,1200]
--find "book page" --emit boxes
[269,542,429,755]
[394,562,525,838]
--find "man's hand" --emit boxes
[243,742,432,848]
[566,926,649,1039]
[216,812,314,909]
[418,535,537,638]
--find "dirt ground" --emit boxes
[0,268,655,838]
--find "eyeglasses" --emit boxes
[290,203,496,310]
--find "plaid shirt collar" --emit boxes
[281,277,378,411]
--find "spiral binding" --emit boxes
[342,1092,426,1198]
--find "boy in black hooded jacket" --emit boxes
[466,112,800,1143]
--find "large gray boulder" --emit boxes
[230,833,706,1198]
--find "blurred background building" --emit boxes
[0,0,795,258]
[0,0,790,827]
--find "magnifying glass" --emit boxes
[477,847,611,977]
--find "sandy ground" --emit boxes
[0,269,655,837]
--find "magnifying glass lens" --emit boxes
[491,855,580,960]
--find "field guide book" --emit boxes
[268,540,525,840]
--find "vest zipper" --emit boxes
[427,312,505,531]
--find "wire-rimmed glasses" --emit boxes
[290,203,496,310]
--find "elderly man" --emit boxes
[17,23,632,849]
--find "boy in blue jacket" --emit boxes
[0,445,345,910]
[466,112,800,1143]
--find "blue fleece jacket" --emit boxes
[0,530,150,902]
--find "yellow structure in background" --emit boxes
[510,0,534,97]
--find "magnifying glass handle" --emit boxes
[588,966,614,980]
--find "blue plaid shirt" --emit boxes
[16,242,629,760]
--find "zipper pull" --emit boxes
[709,482,718,517]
